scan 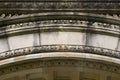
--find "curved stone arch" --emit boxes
[0,12,120,26]
[0,21,119,39]
[0,56,120,80]
[0,45,120,61]
[0,13,120,39]
[0,0,120,80]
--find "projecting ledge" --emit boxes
[0,52,120,67]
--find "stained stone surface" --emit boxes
[0,0,120,80]
[41,32,86,45]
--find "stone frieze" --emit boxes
[0,45,120,60]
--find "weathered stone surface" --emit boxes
[41,32,86,45]
[87,34,119,50]
[0,38,9,52]
[8,34,40,50]
[0,0,120,80]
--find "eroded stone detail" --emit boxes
[0,2,120,10]
[0,45,120,60]
[0,0,120,79]
[5,20,119,31]
[0,20,119,38]
[0,13,120,20]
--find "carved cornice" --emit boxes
[0,13,120,38]
[0,19,119,38]
[0,59,120,76]
[0,1,120,14]
[0,45,120,60]
[0,0,120,78]
[5,20,119,33]
[0,13,120,26]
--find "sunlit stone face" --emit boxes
[41,32,86,45]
